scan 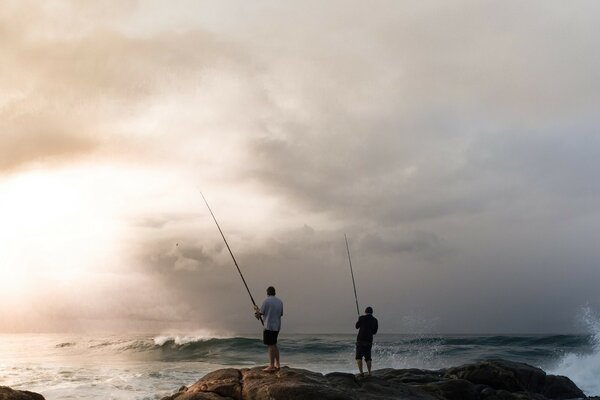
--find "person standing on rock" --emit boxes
[254,286,283,372]
[355,306,378,377]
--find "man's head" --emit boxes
[365,306,373,314]
[267,286,276,296]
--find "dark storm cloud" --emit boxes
[239,0,600,229]
[470,131,600,198]
[126,0,600,333]
[3,0,600,333]
[223,0,600,332]
[360,232,445,257]
[245,125,491,226]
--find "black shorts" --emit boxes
[263,330,279,345]
[355,341,372,361]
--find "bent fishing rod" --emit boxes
[201,192,264,326]
[345,234,360,316]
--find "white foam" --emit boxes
[153,329,234,346]
[549,306,600,396]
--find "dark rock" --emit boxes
[444,360,584,400]
[375,368,445,385]
[444,360,546,392]
[541,375,585,400]
[324,371,359,388]
[420,378,479,400]
[0,386,45,400]
[160,360,590,400]
[354,374,437,399]
[479,385,496,398]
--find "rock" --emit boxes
[160,360,590,400]
[420,378,480,400]
[241,367,354,400]
[444,360,546,392]
[0,386,45,400]
[541,375,585,400]
[443,360,585,399]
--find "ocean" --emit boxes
[1,330,599,399]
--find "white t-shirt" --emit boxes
[260,295,283,331]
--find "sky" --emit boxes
[1,0,600,334]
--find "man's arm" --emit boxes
[253,305,262,319]
[261,299,270,316]
[373,318,378,335]
[355,316,361,329]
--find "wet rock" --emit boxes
[0,386,45,400]
[160,359,590,400]
[443,360,585,399]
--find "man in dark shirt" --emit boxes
[355,306,378,376]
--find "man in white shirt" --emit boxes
[254,286,283,371]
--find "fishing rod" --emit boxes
[344,234,360,316]
[201,192,264,326]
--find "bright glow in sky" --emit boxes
[2,0,600,333]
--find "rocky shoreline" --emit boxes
[160,359,593,400]
[1,359,597,400]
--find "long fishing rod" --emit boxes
[344,234,360,316]
[201,192,264,326]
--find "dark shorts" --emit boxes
[355,341,372,361]
[263,330,279,345]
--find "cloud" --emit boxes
[0,0,251,173]
[0,123,97,171]
[237,0,600,230]
[2,0,600,333]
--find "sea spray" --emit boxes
[549,306,600,396]
[373,336,444,370]
[1,332,597,399]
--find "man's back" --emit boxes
[261,296,283,331]
[356,314,378,343]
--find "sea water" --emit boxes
[1,329,598,399]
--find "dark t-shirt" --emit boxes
[355,314,378,343]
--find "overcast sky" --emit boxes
[1,0,600,334]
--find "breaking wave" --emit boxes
[549,306,600,396]
[3,323,599,400]
[37,322,599,396]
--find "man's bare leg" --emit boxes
[269,345,276,368]
[366,360,372,376]
[274,345,280,369]
[356,359,364,376]
[263,345,277,371]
